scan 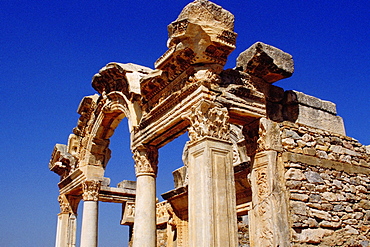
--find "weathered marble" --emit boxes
[49,1,369,246]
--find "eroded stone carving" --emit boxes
[49,1,370,247]
[236,41,294,83]
[183,100,230,142]
[166,203,189,247]
[58,195,72,214]
[82,180,101,201]
[92,62,152,97]
[165,0,236,67]
[49,144,77,179]
[133,145,159,176]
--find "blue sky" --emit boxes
[0,0,369,246]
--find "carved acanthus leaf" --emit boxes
[58,195,72,214]
[133,145,159,176]
[82,180,101,201]
[183,100,230,142]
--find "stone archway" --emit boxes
[50,1,370,247]
[50,62,152,247]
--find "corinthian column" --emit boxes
[80,180,100,247]
[132,145,158,247]
[184,100,238,247]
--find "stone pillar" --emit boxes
[55,195,78,247]
[184,100,238,247]
[80,180,100,247]
[247,118,290,247]
[132,145,158,247]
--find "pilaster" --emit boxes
[55,194,78,247]
[248,118,290,247]
[184,100,238,247]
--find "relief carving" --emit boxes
[58,195,72,214]
[183,100,230,142]
[188,69,221,87]
[166,203,189,247]
[257,118,283,152]
[255,167,269,209]
[171,19,189,36]
[82,180,101,201]
[217,30,237,47]
[133,145,159,176]
[251,162,274,246]
[204,44,233,65]
[157,201,170,225]
[121,201,135,225]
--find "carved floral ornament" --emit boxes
[82,180,101,201]
[133,145,159,176]
[58,195,72,214]
[182,100,230,142]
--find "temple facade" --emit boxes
[49,1,370,246]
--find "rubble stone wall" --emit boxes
[280,121,370,246]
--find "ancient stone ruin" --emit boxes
[49,1,370,246]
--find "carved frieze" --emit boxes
[204,44,233,65]
[217,30,237,47]
[82,180,101,201]
[133,145,159,176]
[183,100,230,142]
[140,0,237,119]
[169,19,189,38]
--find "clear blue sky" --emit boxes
[1,0,369,246]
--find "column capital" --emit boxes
[183,100,230,143]
[82,180,101,201]
[58,194,72,214]
[133,145,158,177]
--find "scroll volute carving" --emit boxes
[133,145,159,176]
[183,100,230,142]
